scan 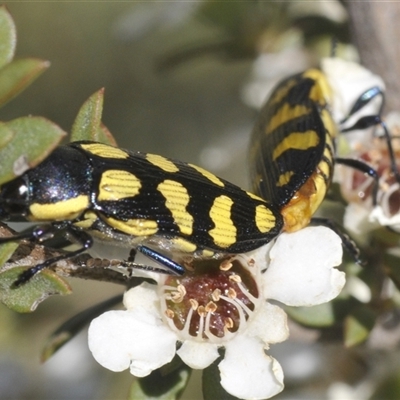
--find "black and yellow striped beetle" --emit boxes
[248,58,397,256]
[0,141,283,285]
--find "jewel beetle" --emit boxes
[0,141,283,285]
[248,58,397,258]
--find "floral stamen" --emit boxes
[189,298,198,310]
[229,274,242,283]
[158,257,259,342]
[220,260,233,271]
[211,288,221,301]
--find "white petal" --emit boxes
[243,241,274,271]
[370,205,400,232]
[263,226,345,306]
[247,302,289,345]
[344,203,378,236]
[219,336,284,399]
[123,282,160,315]
[321,58,385,125]
[177,341,219,369]
[345,275,371,303]
[88,309,177,377]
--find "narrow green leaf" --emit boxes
[344,306,376,347]
[0,116,66,185]
[97,123,118,146]
[70,88,105,142]
[0,58,49,108]
[0,267,71,313]
[41,294,122,362]
[0,6,16,69]
[130,358,191,400]
[0,121,13,148]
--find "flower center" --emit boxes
[158,257,259,343]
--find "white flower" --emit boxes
[88,226,344,400]
[336,112,400,235]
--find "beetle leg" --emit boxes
[116,248,180,276]
[335,157,379,206]
[0,223,57,244]
[136,245,185,275]
[13,224,93,286]
[116,260,181,276]
[340,86,384,123]
[340,87,400,184]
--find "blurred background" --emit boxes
[1,1,400,399]
[2,1,261,187]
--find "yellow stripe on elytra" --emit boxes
[276,171,294,187]
[266,103,310,135]
[80,143,129,159]
[188,164,224,187]
[269,78,297,105]
[157,179,193,235]
[246,191,264,201]
[98,170,141,201]
[29,195,89,221]
[272,130,320,160]
[255,204,276,233]
[104,216,158,236]
[208,195,236,248]
[302,69,332,105]
[147,154,179,173]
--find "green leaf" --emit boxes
[0,58,50,108]
[344,306,376,347]
[0,242,18,269]
[285,297,360,328]
[0,267,71,313]
[0,121,13,148]
[129,358,191,400]
[0,6,16,69]
[203,356,238,400]
[41,294,122,362]
[70,88,105,142]
[0,116,66,185]
[285,302,337,327]
[97,123,118,146]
